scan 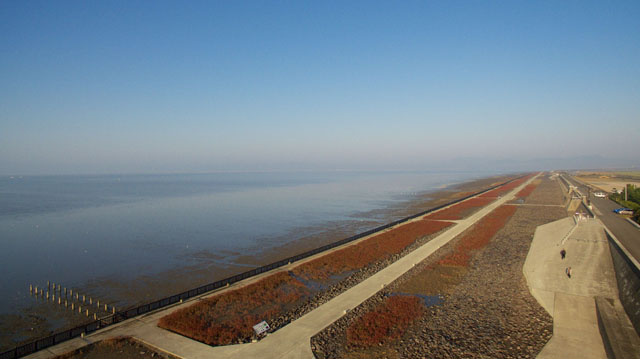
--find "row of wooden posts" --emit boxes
[29,281,115,320]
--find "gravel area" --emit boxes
[524,176,567,206]
[312,176,568,358]
[265,222,453,337]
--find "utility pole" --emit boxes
[626,183,628,202]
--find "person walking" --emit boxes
[560,249,566,260]
[566,266,572,278]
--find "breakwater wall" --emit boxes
[604,228,640,336]
[0,174,527,359]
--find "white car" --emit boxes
[594,192,606,198]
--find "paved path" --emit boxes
[524,217,617,358]
[28,175,535,359]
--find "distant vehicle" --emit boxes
[613,208,634,215]
[594,192,606,198]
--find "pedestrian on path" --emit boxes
[560,249,566,260]
[566,266,572,278]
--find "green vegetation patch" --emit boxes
[610,184,640,223]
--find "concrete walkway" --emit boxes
[28,176,536,359]
[524,217,618,358]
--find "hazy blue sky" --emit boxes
[1,1,639,175]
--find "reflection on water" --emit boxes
[0,170,500,349]
[391,293,444,307]
[416,294,444,307]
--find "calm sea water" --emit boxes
[0,170,496,342]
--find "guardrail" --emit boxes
[0,175,525,359]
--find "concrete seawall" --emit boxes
[524,217,615,358]
[524,216,640,358]
[605,228,640,336]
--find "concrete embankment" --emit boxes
[524,216,640,358]
[602,228,640,358]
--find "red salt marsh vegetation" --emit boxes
[159,219,452,346]
[293,220,453,281]
[479,174,536,198]
[424,197,494,220]
[158,271,309,345]
[158,182,524,348]
[438,205,517,267]
[336,205,517,354]
[515,183,538,199]
[346,295,424,347]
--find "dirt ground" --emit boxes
[575,170,640,193]
[576,177,640,193]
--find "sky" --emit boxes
[1,1,639,175]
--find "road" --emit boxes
[564,174,640,262]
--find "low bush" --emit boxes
[346,295,424,347]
